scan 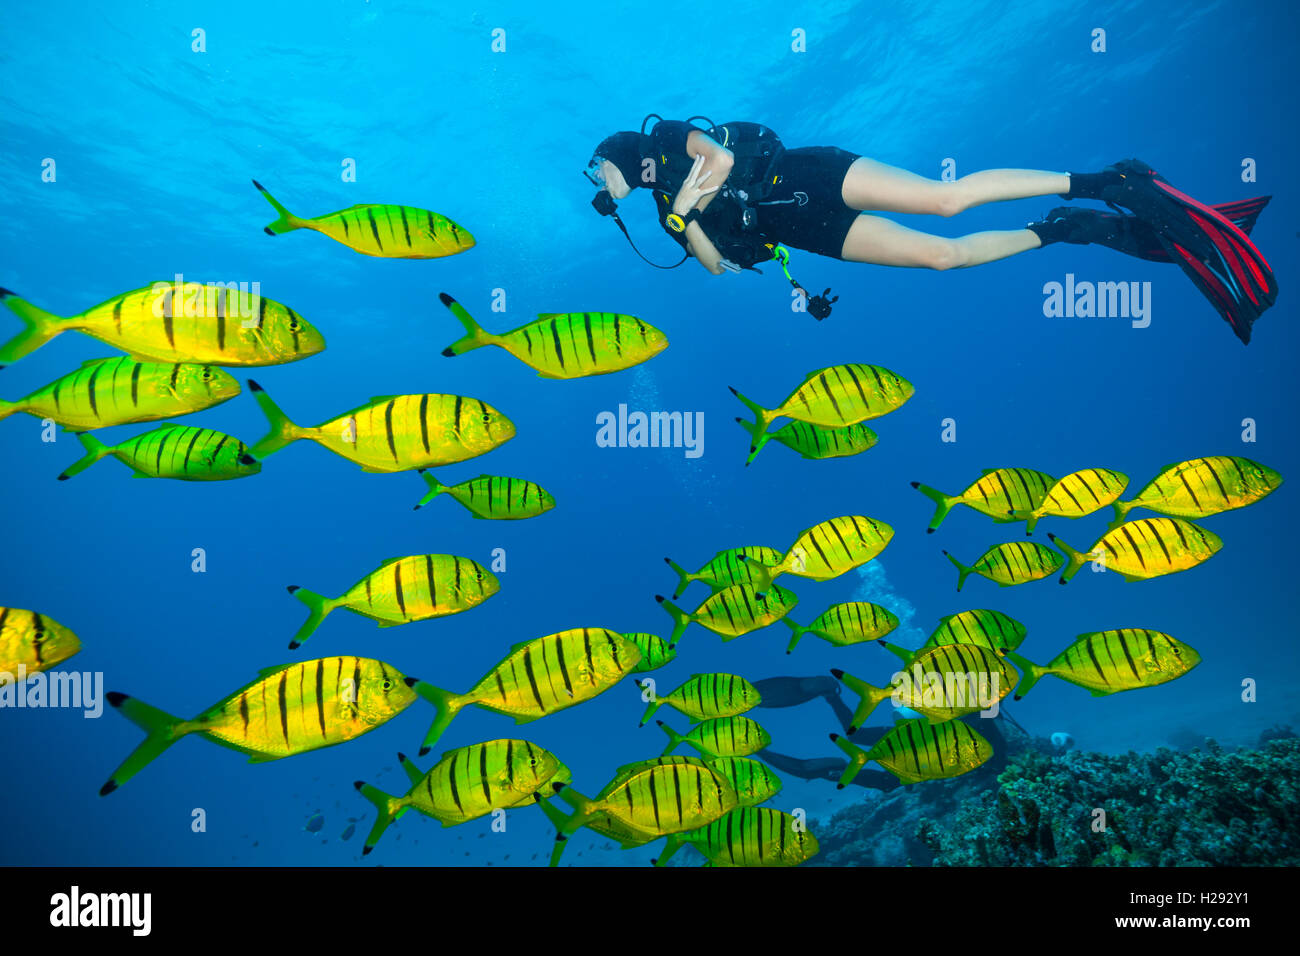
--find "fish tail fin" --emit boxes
[782,616,808,654]
[246,379,305,459]
[533,795,577,867]
[542,784,598,866]
[910,481,957,533]
[57,432,112,481]
[942,550,974,592]
[406,679,467,757]
[656,719,686,756]
[654,595,691,647]
[353,781,405,855]
[252,180,306,235]
[437,292,497,356]
[414,470,449,510]
[99,692,189,795]
[0,289,69,366]
[638,691,663,727]
[830,669,886,732]
[1107,499,1135,532]
[663,558,694,599]
[878,640,914,665]
[728,387,776,452]
[828,732,870,789]
[652,834,686,867]
[1023,512,1041,535]
[733,417,771,466]
[1004,651,1045,701]
[0,398,21,422]
[285,586,338,650]
[1046,534,1085,584]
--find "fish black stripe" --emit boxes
[367,209,383,250]
[479,745,491,803]
[384,399,398,460]
[278,671,291,747]
[399,207,411,247]
[419,394,430,452]
[393,561,406,616]
[523,648,546,711]
[162,292,175,348]
[315,658,327,738]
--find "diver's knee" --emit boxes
[925,239,966,271]
[932,182,970,218]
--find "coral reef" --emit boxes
[809,735,1300,867]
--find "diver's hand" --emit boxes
[673,154,719,216]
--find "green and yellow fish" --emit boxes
[0,608,81,684]
[730,363,914,438]
[658,715,771,759]
[1007,628,1200,700]
[1050,518,1222,584]
[706,756,783,807]
[409,628,642,754]
[734,416,878,466]
[253,180,475,259]
[543,760,737,866]
[354,740,570,854]
[624,632,676,673]
[746,515,894,597]
[834,642,1017,730]
[882,608,1027,667]
[1011,468,1129,534]
[0,285,324,368]
[1109,456,1283,530]
[655,584,798,647]
[439,294,668,379]
[664,546,782,598]
[654,807,819,867]
[0,357,240,429]
[414,471,555,519]
[783,601,900,653]
[912,468,1057,533]
[99,656,419,794]
[638,673,761,725]
[246,380,515,472]
[943,542,1063,591]
[57,426,260,482]
[286,554,499,649]
[830,719,993,787]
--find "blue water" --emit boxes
[2,0,1297,867]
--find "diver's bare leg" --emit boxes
[839,213,1041,269]
[841,157,1069,216]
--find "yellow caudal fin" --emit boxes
[831,668,889,732]
[57,432,113,481]
[252,180,306,235]
[0,289,71,367]
[733,417,774,466]
[100,693,191,795]
[406,679,468,757]
[414,470,450,510]
[437,293,498,356]
[911,482,958,533]
[284,586,339,650]
[1045,533,1086,584]
[829,733,870,789]
[728,386,777,452]
[246,379,307,459]
[353,781,406,855]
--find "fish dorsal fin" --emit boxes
[256,663,297,678]
[374,556,413,570]
[366,395,401,405]
[77,357,121,369]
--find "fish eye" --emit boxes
[287,318,302,332]
[475,571,485,581]
[381,679,394,691]
[481,412,492,424]
[201,367,214,381]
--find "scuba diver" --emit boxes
[585,116,1276,342]
[750,674,1011,791]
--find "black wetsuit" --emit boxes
[644,120,863,263]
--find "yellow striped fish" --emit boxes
[658,715,771,758]
[655,584,798,647]
[0,285,324,368]
[0,608,81,684]
[943,542,1063,591]
[882,608,1027,667]
[544,761,738,866]
[734,416,878,466]
[409,628,642,755]
[638,673,761,725]
[747,515,894,596]
[414,471,555,519]
[833,642,1018,730]
[253,180,474,259]
[624,632,676,673]
[99,656,418,794]
[0,358,240,429]
[1012,468,1129,534]
[654,807,819,867]
[1007,629,1200,700]
[286,554,498,649]
[1050,518,1222,584]
[664,546,782,599]
[246,380,515,472]
[705,757,783,807]
[1109,456,1283,530]
[354,741,570,854]
[912,468,1057,533]
[730,362,914,438]
[57,426,260,482]
[831,719,993,787]
[439,294,668,379]
[783,601,900,653]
